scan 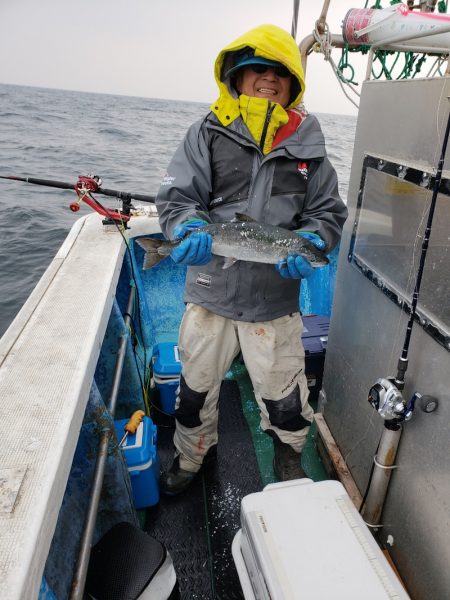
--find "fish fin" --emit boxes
[233,212,257,223]
[135,237,167,269]
[142,252,167,269]
[136,237,164,251]
[222,257,238,269]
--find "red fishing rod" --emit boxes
[0,174,156,225]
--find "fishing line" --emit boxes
[87,192,150,410]
[123,311,147,401]
[384,76,448,376]
[124,297,180,423]
[395,109,450,387]
[124,315,175,423]
[358,437,380,515]
[344,405,378,466]
[385,196,427,373]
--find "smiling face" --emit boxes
[235,66,292,108]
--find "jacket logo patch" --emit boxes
[209,196,223,208]
[297,162,308,180]
[196,273,211,288]
[161,173,175,187]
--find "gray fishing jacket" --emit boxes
[156,111,347,322]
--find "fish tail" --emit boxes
[135,237,173,269]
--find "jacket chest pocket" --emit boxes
[271,157,309,196]
[265,157,309,228]
[209,132,254,210]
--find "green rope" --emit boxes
[372,50,395,80]
[337,47,356,84]
[410,54,427,79]
[370,48,441,81]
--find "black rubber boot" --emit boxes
[161,445,218,496]
[160,455,196,496]
[273,438,305,481]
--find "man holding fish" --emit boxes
[155,23,348,495]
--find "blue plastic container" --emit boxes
[302,315,330,354]
[114,416,160,508]
[153,342,182,414]
[301,315,330,403]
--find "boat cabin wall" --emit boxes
[323,76,450,600]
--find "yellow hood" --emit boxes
[211,24,305,128]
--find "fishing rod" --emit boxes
[368,106,450,423]
[0,174,156,225]
[361,107,450,528]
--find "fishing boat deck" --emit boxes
[0,210,335,600]
[145,361,328,599]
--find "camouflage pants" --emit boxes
[173,304,313,473]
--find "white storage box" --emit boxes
[232,479,410,600]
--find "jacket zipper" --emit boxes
[235,104,273,318]
[259,102,275,152]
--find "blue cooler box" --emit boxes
[153,342,182,414]
[301,315,330,404]
[114,416,160,508]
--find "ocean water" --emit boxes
[0,83,356,337]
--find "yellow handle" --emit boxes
[124,410,145,434]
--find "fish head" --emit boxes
[289,238,329,267]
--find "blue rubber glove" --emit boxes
[171,219,213,266]
[295,231,327,250]
[276,255,314,279]
[275,232,325,279]
[173,219,208,240]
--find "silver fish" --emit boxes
[136,213,328,270]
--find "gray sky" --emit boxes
[0,0,365,115]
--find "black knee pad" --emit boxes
[175,375,208,428]
[263,385,311,432]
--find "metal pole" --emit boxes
[365,49,375,81]
[291,0,300,40]
[361,424,402,527]
[299,33,346,72]
[69,286,136,600]
[316,0,332,35]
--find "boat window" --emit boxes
[349,155,450,351]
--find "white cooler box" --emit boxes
[232,479,410,600]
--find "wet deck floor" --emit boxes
[145,361,328,600]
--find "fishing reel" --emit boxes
[71,175,103,212]
[368,378,418,422]
[71,174,131,227]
